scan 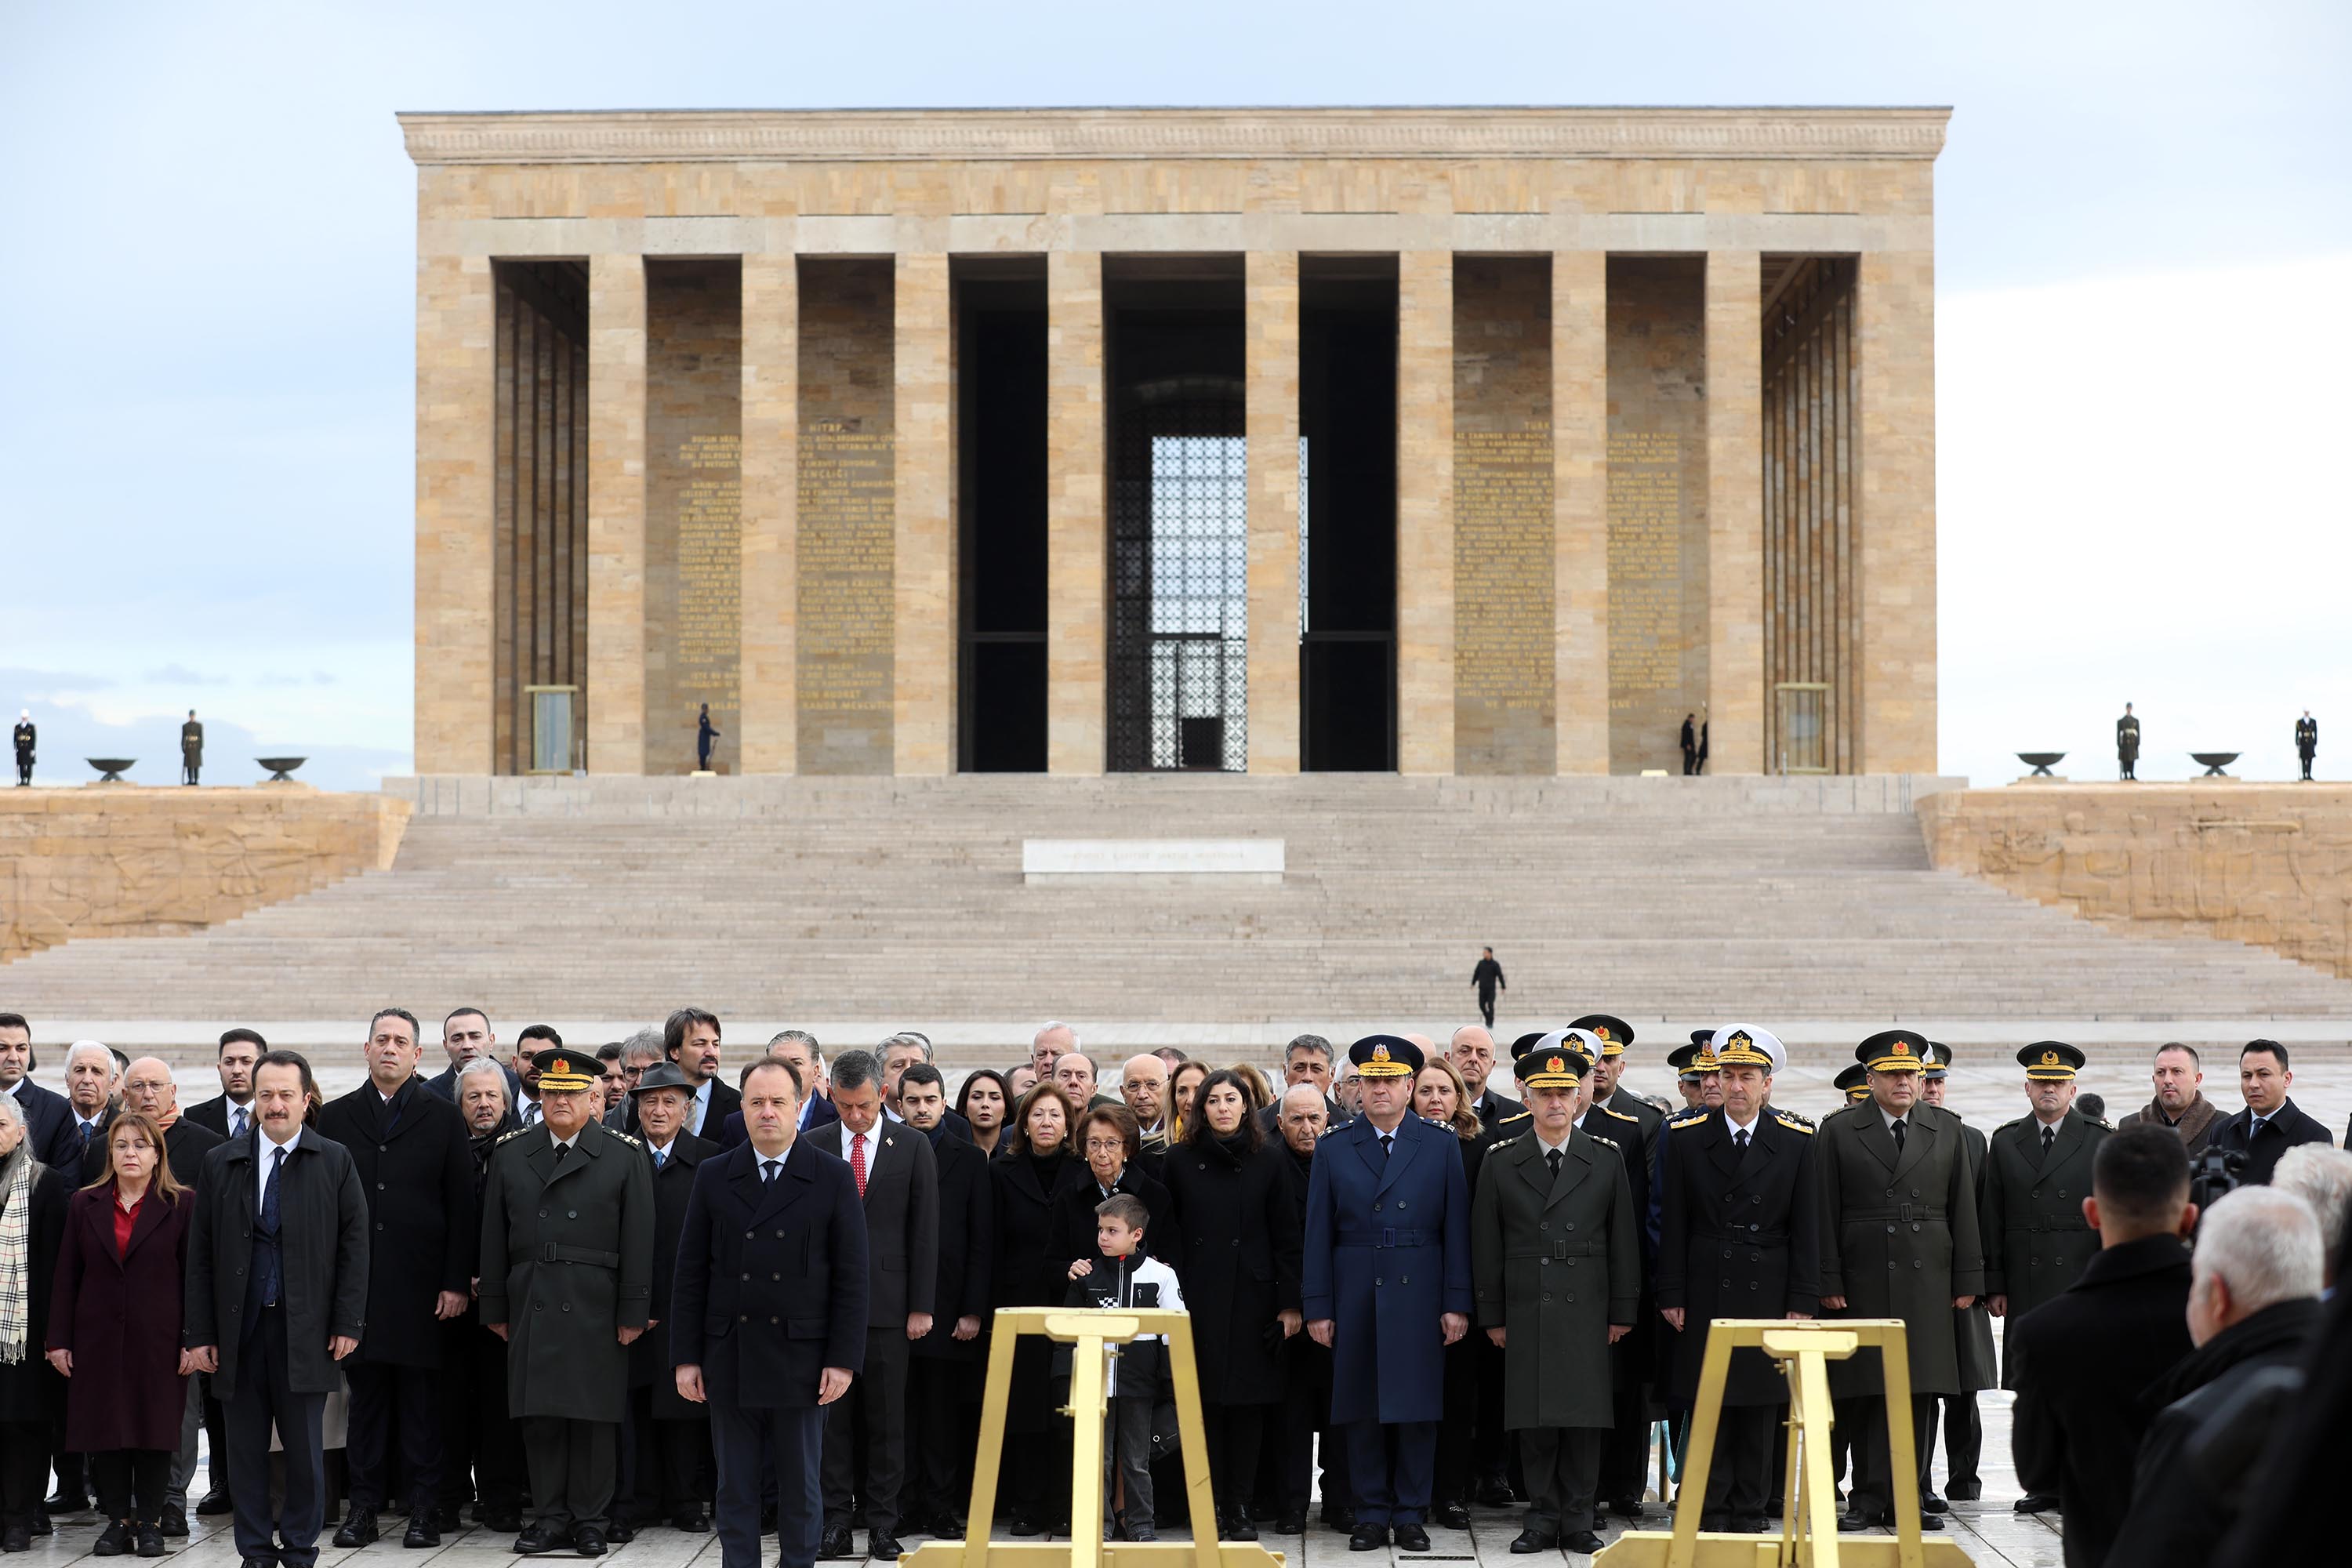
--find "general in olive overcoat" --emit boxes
[1471,1122,1639,1429]
[1814,1100,1984,1398]
[477,1119,655,1423]
[1980,1107,2107,1385]
[1653,1106,1820,1407]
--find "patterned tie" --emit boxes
[851,1133,869,1197]
[523,1099,541,1126]
[1891,1119,1907,1154]
[232,1106,249,1139]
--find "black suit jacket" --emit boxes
[7,1078,76,1171]
[1045,1161,1174,1282]
[911,1131,993,1360]
[314,1076,477,1367]
[184,1093,243,1139]
[2209,1098,2335,1186]
[1470,1087,1524,1131]
[2005,1233,2194,1568]
[184,1126,372,1395]
[632,1130,718,1412]
[669,1139,869,1407]
[804,1118,940,1327]
[78,1116,221,1189]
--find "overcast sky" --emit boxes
[3,0,2347,789]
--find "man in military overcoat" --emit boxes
[2116,704,2140,781]
[11,710,32,786]
[181,710,204,785]
[1980,1040,2105,1512]
[1302,1035,1472,1553]
[479,1045,656,1555]
[2296,710,2318,781]
[1567,1013,1662,1518]
[1473,1036,1638,1555]
[1916,1044,1994,1508]
[1816,1030,1984,1534]
[1655,1025,1819,1534]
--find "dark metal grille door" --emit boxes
[1111,376,1248,771]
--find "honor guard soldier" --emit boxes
[478,1046,656,1556]
[1915,1044,1994,1508]
[2296,710,2318,781]
[1302,1035,1473,1553]
[1980,1041,2105,1513]
[1816,1030,1984,1534]
[1655,1026,1819,1534]
[1472,1036,1639,1555]
[1566,1015,1657,1519]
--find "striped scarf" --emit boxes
[0,1148,31,1363]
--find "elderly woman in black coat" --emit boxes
[1045,1104,1173,1280]
[0,1094,68,1552]
[990,1083,1083,1535]
[1162,1069,1303,1541]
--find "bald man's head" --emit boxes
[1120,1053,1171,1127]
[121,1057,180,1122]
[1279,1083,1330,1154]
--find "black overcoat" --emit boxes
[1653,1107,1820,1405]
[0,1164,66,1425]
[668,1139,869,1409]
[989,1149,1078,1433]
[1980,1107,2108,1354]
[315,1076,476,1368]
[1948,1114,1998,1392]
[630,1131,717,1414]
[49,1184,191,1451]
[1044,1161,1172,1282]
[184,1127,372,1396]
[1163,1131,1303,1405]
[802,1118,938,1327]
[910,1131,993,1363]
[1814,1101,1985,1398]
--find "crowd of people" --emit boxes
[0,1007,2347,1568]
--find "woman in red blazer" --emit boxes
[45,1112,192,1559]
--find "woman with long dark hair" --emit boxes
[956,1069,1012,1160]
[1414,1057,1490,1529]
[1163,1069,1303,1540]
[46,1112,192,1558]
[0,1096,68,1553]
[989,1083,1083,1534]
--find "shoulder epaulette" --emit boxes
[2092,1117,2114,1131]
[1772,1112,1814,1136]
[1598,1104,1639,1123]
[1997,1116,2028,1134]
[1584,1131,1620,1151]
[1775,1109,1816,1127]
[496,1126,531,1145]
[1497,1110,1530,1127]
[1489,1132,1525,1152]
[1666,1111,1709,1131]
[604,1128,641,1149]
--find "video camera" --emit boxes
[2189,1145,2249,1214]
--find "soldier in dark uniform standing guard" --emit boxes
[2116,703,2140,781]
[1302,1035,1472,1553]
[181,710,204,786]
[1567,1014,1661,1519]
[1980,1040,2104,1515]
[2296,710,2318,780]
[12,710,31,786]
[1817,1030,1984,1534]
[1473,1036,1638,1555]
[1655,1026,1819,1534]
[478,1046,656,1556]
[1915,1044,1993,1507]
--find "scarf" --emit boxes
[2136,1093,2221,1145]
[0,1145,32,1363]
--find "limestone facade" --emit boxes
[405,107,1946,778]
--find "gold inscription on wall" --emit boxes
[1608,433,1685,717]
[797,419,895,771]
[1454,423,1555,773]
[674,433,742,720]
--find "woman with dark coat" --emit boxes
[989,1083,1082,1535]
[1162,1069,1304,1540]
[0,1098,69,1552]
[45,1112,192,1558]
[1045,1104,1174,1280]
[1415,1058,1491,1529]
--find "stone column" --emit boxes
[1704,249,1765,775]
[414,254,496,775]
[1047,250,1107,775]
[1396,249,1454,775]
[1857,249,1938,773]
[895,252,954,775]
[739,252,797,774]
[1246,250,1301,774]
[587,253,648,775]
[1553,249,1609,774]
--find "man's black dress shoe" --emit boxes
[134,1526,167,1559]
[93,1521,131,1557]
[1223,1515,1258,1542]
[333,1509,379,1548]
[1608,1497,1646,1519]
[1563,1532,1606,1555]
[1007,1515,1044,1538]
[868,1531,904,1560]
[1698,1512,1730,1533]
[1836,1509,1876,1533]
[158,1510,188,1538]
[572,1524,606,1557]
[1916,1513,1943,1531]
[1321,1504,1356,1531]
[1275,1512,1305,1535]
[26,1514,48,1538]
[817,1524,856,1559]
[487,1508,524,1533]
[44,1493,89,1516]
[514,1520,572,1554]
[603,1519,633,1545]
[1348,1525,1388,1551]
[1921,1491,1949,1515]
[1433,1503,1470,1530]
[1476,1477,1516,1507]
[1733,1516,1770,1534]
[672,1510,710,1533]
[2013,1494,2059,1514]
[405,1515,441,1548]
[1508,1528,1556,1554]
[1394,1523,1432,1552]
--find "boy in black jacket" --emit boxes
[1062,1194,1186,1541]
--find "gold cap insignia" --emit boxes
[1547,1056,1564,1075]
[1593,1026,1612,1041]
[1371,1043,1390,1064]
[1892,1040,1911,1057]
[2041,1049,2060,1067]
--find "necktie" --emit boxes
[1545,1147,1563,1179]
[2041,1124,2055,1156]
[1891,1119,1907,1154]
[1379,1132,1395,1159]
[1735,1127,1750,1152]
[79,1120,96,1148]
[260,1146,285,1305]
[523,1099,540,1126]
[652,1147,665,1171]
[2249,1116,2267,1141]
[851,1133,869,1196]
[232,1106,249,1138]
[762,1158,780,1185]
[553,1141,570,1167]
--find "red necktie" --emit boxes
[851,1131,868,1197]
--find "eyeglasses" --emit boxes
[1083,1138,1125,1153]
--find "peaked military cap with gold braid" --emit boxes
[1348,1033,1422,1079]
[1857,1029,1930,1073]
[531,1045,602,1091]
[1514,1028,1596,1088]
[1709,1024,1785,1072]
[1568,1014,1634,1059]
[1833,1062,1871,1103]
[1666,1038,1719,1077]
[2018,1040,2086,1081]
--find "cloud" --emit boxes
[142,664,230,687]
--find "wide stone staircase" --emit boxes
[4,773,2348,1043]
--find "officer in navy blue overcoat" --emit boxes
[1302,1035,1474,1552]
